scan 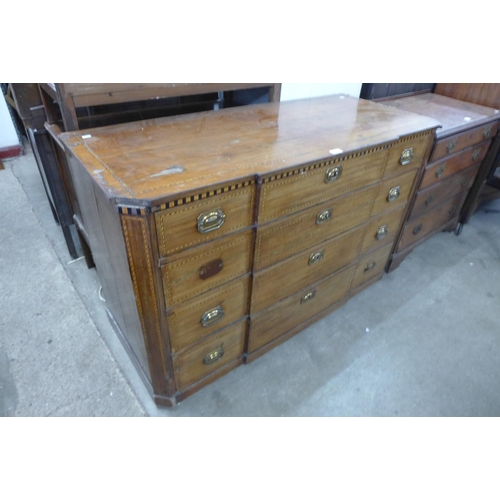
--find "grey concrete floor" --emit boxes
[2,142,500,417]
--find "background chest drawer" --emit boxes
[161,230,254,306]
[258,148,388,223]
[167,275,251,353]
[155,184,255,258]
[254,185,378,271]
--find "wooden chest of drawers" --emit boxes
[381,93,500,271]
[60,95,438,406]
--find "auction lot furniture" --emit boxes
[59,95,439,406]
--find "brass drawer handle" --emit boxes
[387,186,401,202]
[483,124,493,139]
[199,259,223,280]
[400,147,414,166]
[447,137,457,154]
[376,225,388,240]
[436,162,446,178]
[425,193,435,206]
[203,346,224,365]
[201,306,224,328]
[364,261,377,273]
[413,223,423,235]
[472,148,482,161]
[316,208,333,225]
[461,176,470,187]
[197,208,225,234]
[308,249,324,265]
[301,290,316,304]
[449,205,458,216]
[324,166,342,183]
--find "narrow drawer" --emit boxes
[420,140,491,190]
[248,264,355,353]
[167,275,251,353]
[411,164,480,219]
[254,185,378,271]
[173,319,247,391]
[161,229,253,306]
[360,204,407,254]
[370,170,417,216]
[258,147,388,223]
[397,191,469,252]
[350,242,394,291]
[430,121,498,162]
[251,224,365,313]
[155,184,255,258]
[383,131,434,178]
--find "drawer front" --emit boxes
[411,164,480,219]
[397,191,469,252]
[161,230,253,306]
[360,204,407,254]
[173,319,247,391]
[251,224,365,314]
[350,242,394,291]
[258,148,388,223]
[420,140,491,190]
[254,185,378,271]
[383,131,434,178]
[430,121,498,162]
[248,265,355,353]
[370,170,416,215]
[167,275,251,353]
[155,184,255,258]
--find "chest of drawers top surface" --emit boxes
[381,93,500,138]
[60,94,439,204]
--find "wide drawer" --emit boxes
[173,319,247,391]
[161,229,253,306]
[251,224,365,313]
[248,264,355,353]
[254,185,378,271]
[258,147,388,223]
[167,275,251,353]
[350,242,394,291]
[360,204,407,254]
[370,170,417,215]
[420,140,491,190]
[397,191,469,252]
[411,164,480,219]
[430,121,498,162]
[155,184,255,258]
[383,131,434,178]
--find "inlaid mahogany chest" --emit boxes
[60,95,439,406]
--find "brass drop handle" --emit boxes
[436,163,446,178]
[483,124,493,138]
[425,193,435,206]
[447,138,457,154]
[364,261,376,273]
[197,208,225,234]
[461,176,470,187]
[387,186,401,202]
[413,223,423,235]
[472,148,482,161]
[308,250,324,265]
[301,290,316,304]
[376,225,388,240]
[203,346,224,365]
[316,208,333,225]
[400,147,414,165]
[449,205,458,216]
[201,306,224,328]
[324,166,342,183]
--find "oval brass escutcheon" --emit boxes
[387,186,401,202]
[436,162,446,178]
[425,193,435,206]
[400,147,414,165]
[483,124,493,138]
[413,223,423,235]
[376,225,388,240]
[364,261,376,273]
[197,208,225,234]
[447,137,457,154]
[324,166,342,183]
[201,306,224,328]
[308,249,324,265]
[301,290,316,304]
[199,259,223,280]
[316,208,333,225]
[203,346,224,365]
[472,148,482,161]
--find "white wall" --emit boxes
[280,83,362,101]
[0,93,20,150]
